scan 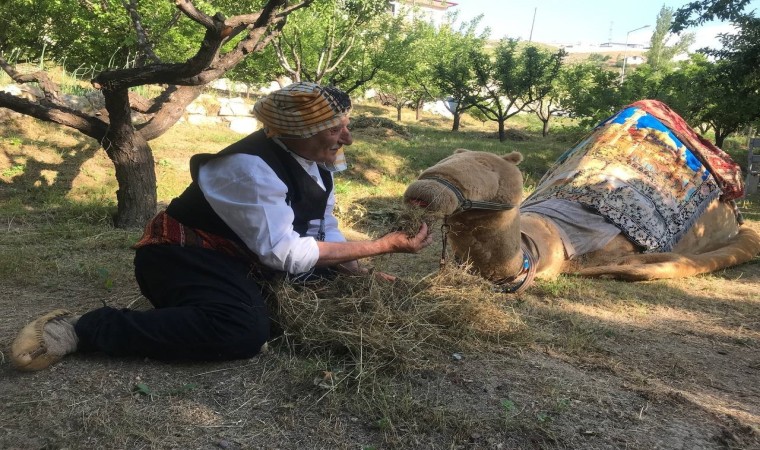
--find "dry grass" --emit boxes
[268,265,527,378]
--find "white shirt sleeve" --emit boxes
[306,189,346,243]
[197,153,321,274]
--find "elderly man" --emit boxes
[11,82,433,371]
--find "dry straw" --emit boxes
[266,264,526,379]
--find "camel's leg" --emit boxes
[605,253,686,266]
[575,227,760,281]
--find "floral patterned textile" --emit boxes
[523,104,724,252]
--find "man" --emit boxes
[11,82,433,371]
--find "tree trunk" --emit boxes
[415,98,423,121]
[452,112,461,131]
[396,105,402,121]
[498,119,506,142]
[103,88,157,228]
[542,119,550,137]
[715,131,727,149]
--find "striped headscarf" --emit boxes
[253,82,352,139]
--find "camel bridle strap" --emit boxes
[491,233,539,295]
[422,176,516,214]
[438,218,539,295]
[425,175,531,293]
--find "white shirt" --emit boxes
[197,151,345,274]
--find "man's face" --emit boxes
[284,116,353,164]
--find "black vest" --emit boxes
[166,130,333,243]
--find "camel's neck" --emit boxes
[519,213,570,278]
[448,209,525,280]
[446,211,569,280]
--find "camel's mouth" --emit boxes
[406,198,429,208]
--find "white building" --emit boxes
[389,0,458,27]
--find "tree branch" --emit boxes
[136,85,202,140]
[0,57,62,103]
[121,0,161,66]
[0,92,108,138]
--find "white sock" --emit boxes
[43,316,79,356]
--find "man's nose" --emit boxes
[340,128,353,146]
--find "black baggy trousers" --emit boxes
[74,245,270,361]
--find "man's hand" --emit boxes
[381,222,434,253]
[337,261,398,283]
[316,223,433,268]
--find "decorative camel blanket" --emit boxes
[522,100,742,253]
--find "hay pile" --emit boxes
[267,265,525,377]
[349,115,411,138]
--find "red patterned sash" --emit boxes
[133,211,254,261]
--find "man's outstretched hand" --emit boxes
[317,223,434,273]
[381,222,434,253]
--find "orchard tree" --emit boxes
[560,61,621,126]
[619,64,670,105]
[0,0,313,228]
[663,56,760,147]
[529,64,576,137]
[673,0,760,82]
[656,55,715,133]
[430,14,489,131]
[373,18,440,121]
[672,0,760,144]
[472,40,565,141]
[266,0,389,91]
[0,0,222,70]
[328,8,414,93]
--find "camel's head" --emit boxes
[404,149,525,216]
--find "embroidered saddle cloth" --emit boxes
[522,100,743,253]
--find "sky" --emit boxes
[451,0,760,50]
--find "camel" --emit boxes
[404,103,760,291]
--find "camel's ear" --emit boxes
[502,151,524,165]
[453,148,471,154]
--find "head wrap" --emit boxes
[253,82,352,139]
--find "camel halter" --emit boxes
[422,176,517,214]
[423,176,537,294]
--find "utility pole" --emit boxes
[528,7,537,42]
[621,25,649,82]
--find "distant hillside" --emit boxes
[484,39,646,68]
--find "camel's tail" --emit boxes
[575,227,760,281]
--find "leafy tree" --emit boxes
[673,0,760,83]
[529,63,577,137]
[665,56,760,147]
[373,18,440,121]
[646,5,695,70]
[560,62,621,126]
[265,0,389,91]
[672,0,760,144]
[429,14,488,131]
[472,39,565,141]
[619,64,669,105]
[0,0,223,69]
[0,0,312,228]
[656,55,715,133]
